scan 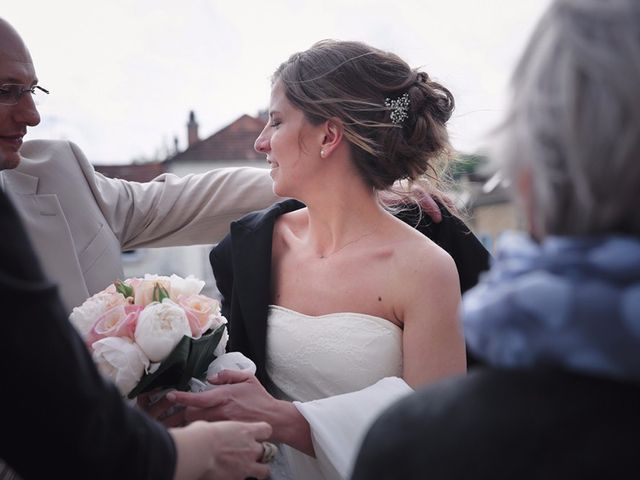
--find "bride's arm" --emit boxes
[397,243,467,387]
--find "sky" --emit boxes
[6,0,552,165]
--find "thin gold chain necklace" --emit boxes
[318,229,377,259]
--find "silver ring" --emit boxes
[260,442,278,463]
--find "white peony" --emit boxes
[134,300,191,362]
[69,292,127,339]
[169,274,205,300]
[92,336,150,396]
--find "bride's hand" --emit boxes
[168,370,315,455]
[166,370,278,425]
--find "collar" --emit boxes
[0,169,39,195]
[463,231,640,382]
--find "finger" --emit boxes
[145,395,175,420]
[248,421,273,441]
[209,369,254,385]
[167,389,226,409]
[246,463,271,480]
[419,193,442,223]
[136,393,151,409]
[160,408,186,428]
[183,405,229,423]
[183,406,215,423]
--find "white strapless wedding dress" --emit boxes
[266,305,413,480]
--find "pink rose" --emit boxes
[177,294,220,338]
[124,277,143,290]
[69,291,128,339]
[87,304,143,346]
[134,275,171,306]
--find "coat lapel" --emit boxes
[1,169,90,312]
[229,200,304,378]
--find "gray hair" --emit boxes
[497,0,640,237]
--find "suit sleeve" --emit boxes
[69,141,280,249]
[0,191,176,480]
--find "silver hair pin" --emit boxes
[385,93,410,125]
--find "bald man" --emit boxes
[0,18,281,315]
[0,19,275,480]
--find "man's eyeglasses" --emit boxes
[0,84,49,106]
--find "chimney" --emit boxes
[187,110,199,147]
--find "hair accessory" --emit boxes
[385,93,410,125]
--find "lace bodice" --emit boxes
[266,305,403,402]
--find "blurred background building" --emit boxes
[94,110,268,296]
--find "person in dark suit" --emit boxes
[0,186,273,480]
[351,1,640,478]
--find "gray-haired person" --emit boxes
[352,0,640,478]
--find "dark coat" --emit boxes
[210,199,490,385]
[0,190,175,480]
[351,367,640,479]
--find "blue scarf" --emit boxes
[463,231,640,382]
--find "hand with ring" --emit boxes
[260,442,278,464]
[170,420,273,479]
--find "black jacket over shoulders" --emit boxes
[351,367,640,480]
[0,190,175,480]
[210,199,490,385]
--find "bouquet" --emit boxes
[69,274,229,399]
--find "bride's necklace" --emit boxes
[318,230,377,259]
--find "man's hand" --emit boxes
[379,181,455,224]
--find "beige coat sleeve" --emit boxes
[71,142,279,249]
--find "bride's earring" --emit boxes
[320,149,326,158]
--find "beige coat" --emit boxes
[0,139,277,314]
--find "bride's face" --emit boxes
[254,81,324,198]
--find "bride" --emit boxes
[167,40,467,479]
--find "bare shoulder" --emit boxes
[384,221,460,326]
[387,218,460,302]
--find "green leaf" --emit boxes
[114,280,134,299]
[127,324,226,399]
[152,283,170,303]
[127,337,191,398]
[179,324,226,386]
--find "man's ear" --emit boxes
[319,119,343,157]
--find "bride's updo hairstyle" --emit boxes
[273,40,454,190]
